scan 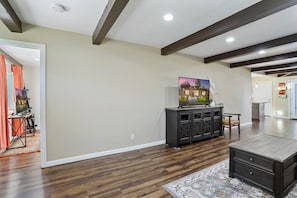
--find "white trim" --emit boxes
[288,80,297,119]
[39,45,46,168]
[241,122,252,126]
[42,140,165,168]
[274,116,290,119]
[0,38,47,168]
[289,80,292,119]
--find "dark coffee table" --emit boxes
[229,134,297,198]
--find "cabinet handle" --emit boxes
[249,171,253,175]
[249,158,253,161]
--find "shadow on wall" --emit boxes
[165,87,178,108]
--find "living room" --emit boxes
[1,1,297,197]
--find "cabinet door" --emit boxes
[192,111,203,141]
[178,113,191,144]
[202,111,212,137]
[213,109,222,136]
[213,116,222,135]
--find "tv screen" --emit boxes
[178,77,210,107]
[15,88,29,114]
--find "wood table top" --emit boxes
[229,134,297,162]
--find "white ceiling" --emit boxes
[0,45,40,67]
[107,0,260,49]
[1,0,297,75]
[8,0,109,36]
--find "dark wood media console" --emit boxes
[165,105,223,147]
[229,134,297,198]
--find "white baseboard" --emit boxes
[274,116,290,119]
[241,122,252,126]
[42,140,165,168]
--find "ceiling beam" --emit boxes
[251,62,297,72]
[265,68,297,75]
[161,0,297,56]
[278,72,297,77]
[0,49,22,66]
[230,51,297,68]
[0,0,22,33]
[92,0,129,45]
[205,33,297,63]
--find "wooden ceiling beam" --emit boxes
[92,0,129,45]
[251,62,297,72]
[0,0,22,33]
[205,33,297,63]
[265,68,297,75]
[278,72,297,77]
[161,0,297,56]
[230,51,297,68]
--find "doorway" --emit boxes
[252,81,273,117]
[0,38,46,167]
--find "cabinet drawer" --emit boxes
[233,150,274,171]
[234,160,274,191]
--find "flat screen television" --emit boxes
[15,88,29,114]
[178,77,210,107]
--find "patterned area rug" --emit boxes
[0,132,40,157]
[164,159,297,198]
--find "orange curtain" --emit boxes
[11,64,25,136]
[0,54,10,149]
[11,64,24,89]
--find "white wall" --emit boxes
[0,23,252,163]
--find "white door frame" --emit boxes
[0,38,46,168]
[289,80,297,119]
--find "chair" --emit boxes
[25,114,37,135]
[222,113,241,138]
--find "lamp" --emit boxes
[52,3,66,12]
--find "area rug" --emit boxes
[0,132,40,158]
[164,159,297,198]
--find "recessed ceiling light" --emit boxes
[163,13,174,21]
[34,58,40,61]
[258,50,266,54]
[226,37,235,43]
[52,3,66,12]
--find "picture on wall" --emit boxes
[278,82,287,98]
[15,88,29,114]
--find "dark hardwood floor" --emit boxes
[1,117,297,198]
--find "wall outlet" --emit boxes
[130,133,135,140]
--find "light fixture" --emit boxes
[258,50,266,54]
[163,13,174,21]
[52,3,66,12]
[34,58,40,61]
[226,37,235,43]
